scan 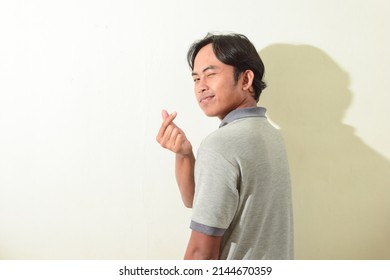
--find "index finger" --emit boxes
[161,109,169,120]
[157,111,177,138]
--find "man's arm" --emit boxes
[175,152,195,207]
[184,230,222,260]
[156,110,195,208]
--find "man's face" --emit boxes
[192,44,248,120]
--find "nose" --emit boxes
[197,78,208,94]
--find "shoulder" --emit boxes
[198,127,234,158]
[201,117,270,147]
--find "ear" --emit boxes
[241,70,255,91]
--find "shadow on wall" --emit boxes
[259,44,390,259]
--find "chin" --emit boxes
[202,109,217,118]
[200,105,226,119]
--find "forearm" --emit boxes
[175,152,195,208]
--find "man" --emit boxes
[156,33,293,260]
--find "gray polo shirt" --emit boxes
[190,107,294,259]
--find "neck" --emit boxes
[236,96,257,109]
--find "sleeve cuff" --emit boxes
[190,220,226,237]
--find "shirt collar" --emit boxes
[219,107,267,128]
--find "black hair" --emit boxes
[187,33,266,102]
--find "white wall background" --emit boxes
[0,0,389,259]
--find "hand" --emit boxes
[156,110,193,156]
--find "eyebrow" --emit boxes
[191,65,218,76]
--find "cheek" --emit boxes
[213,79,230,94]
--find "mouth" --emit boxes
[199,95,215,104]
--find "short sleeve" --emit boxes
[190,147,239,236]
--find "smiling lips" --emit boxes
[199,95,215,104]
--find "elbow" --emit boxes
[181,195,193,208]
[183,200,193,208]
